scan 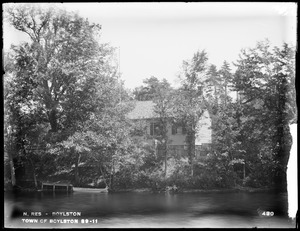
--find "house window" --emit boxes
[150,122,161,136]
[132,127,145,136]
[172,124,177,135]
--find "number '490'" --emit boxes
[262,211,274,216]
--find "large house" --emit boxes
[127,100,212,159]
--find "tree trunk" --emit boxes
[99,164,108,188]
[33,168,38,189]
[74,151,80,186]
[225,84,227,106]
[243,162,246,180]
[28,158,38,188]
[164,146,167,181]
[8,152,16,187]
[187,130,196,177]
[214,85,218,105]
[190,138,195,177]
[109,158,115,190]
[48,109,58,132]
[162,121,168,182]
[273,76,289,192]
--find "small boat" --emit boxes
[73,187,108,193]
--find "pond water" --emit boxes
[4,190,295,228]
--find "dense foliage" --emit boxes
[4,4,296,192]
[131,41,296,192]
[4,4,135,190]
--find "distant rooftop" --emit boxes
[127,100,210,123]
[127,101,158,119]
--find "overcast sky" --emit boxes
[3,2,297,90]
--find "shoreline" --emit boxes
[4,185,279,194]
[107,186,277,193]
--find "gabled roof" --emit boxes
[127,100,211,123]
[127,100,158,119]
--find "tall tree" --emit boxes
[204,64,222,146]
[61,99,136,188]
[4,52,17,187]
[232,40,296,190]
[219,61,232,106]
[174,50,208,176]
[205,64,221,106]
[4,4,122,186]
[133,76,168,101]
[152,78,173,180]
[5,4,104,136]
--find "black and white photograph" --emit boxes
[3,2,297,228]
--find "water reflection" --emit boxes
[4,191,295,228]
